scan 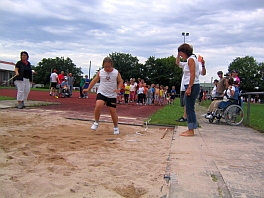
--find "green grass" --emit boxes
[0,96,16,100]
[148,99,187,126]
[243,103,264,132]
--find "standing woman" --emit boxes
[14,51,32,109]
[176,44,200,136]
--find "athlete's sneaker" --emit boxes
[91,122,99,130]
[114,127,120,135]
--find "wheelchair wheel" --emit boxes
[224,105,244,126]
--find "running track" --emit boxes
[0,89,163,121]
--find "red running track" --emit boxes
[0,89,163,118]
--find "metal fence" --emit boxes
[240,92,264,125]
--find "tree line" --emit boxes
[32,53,264,92]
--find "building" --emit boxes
[0,60,16,86]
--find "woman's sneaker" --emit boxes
[91,122,99,130]
[176,117,187,122]
[114,127,120,135]
[17,103,23,109]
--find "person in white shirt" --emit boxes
[50,69,58,96]
[176,54,206,122]
[176,43,200,137]
[83,57,123,135]
[137,83,144,105]
[211,79,219,99]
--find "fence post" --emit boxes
[247,94,251,125]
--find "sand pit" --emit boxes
[0,110,173,198]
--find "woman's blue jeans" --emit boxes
[184,84,200,130]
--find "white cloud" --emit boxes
[1,0,264,84]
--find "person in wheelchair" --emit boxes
[206,77,237,119]
[61,77,70,98]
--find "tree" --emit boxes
[146,55,182,89]
[33,57,83,86]
[228,56,263,91]
[109,52,141,82]
[109,52,183,89]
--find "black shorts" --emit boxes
[96,93,116,108]
[51,82,57,88]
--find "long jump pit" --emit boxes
[0,109,175,198]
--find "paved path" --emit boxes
[1,99,263,197]
[167,106,264,198]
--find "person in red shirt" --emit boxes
[57,71,65,96]
[58,71,65,84]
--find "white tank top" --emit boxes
[182,55,200,86]
[97,68,118,98]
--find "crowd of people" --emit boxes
[115,78,177,106]
[49,70,75,98]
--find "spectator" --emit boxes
[170,86,176,105]
[176,43,200,136]
[215,71,226,97]
[14,51,32,109]
[231,70,240,86]
[83,75,90,98]
[146,84,153,105]
[176,55,206,122]
[50,69,58,96]
[154,84,160,105]
[206,77,236,119]
[58,71,65,96]
[124,81,130,105]
[67,73,74,97]
[79,75,85,98]
[129,79,136,105]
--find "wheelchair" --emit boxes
[61,87,70,98]
[207,98,244,126]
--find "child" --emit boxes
[117,83,125,104]
[129,79,136,105]
[146,85,153,105]
[154,84,160,105]
[137,83,144,105]
[159,85,164,106]
[124,81,130,105]
[83,75,90,99]
[143,83,147,105]
[170,86,176,105]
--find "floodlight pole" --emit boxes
[182,32,189,43]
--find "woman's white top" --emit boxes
[182,55,200,86]
[97,68,118,98]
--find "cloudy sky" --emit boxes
[1,0,264,83]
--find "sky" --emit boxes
[1,0,264,84]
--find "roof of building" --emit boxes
[0,60,16,72]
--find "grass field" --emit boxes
[243,103,264,132]
[148,99,187,126]
[0,96,16,100]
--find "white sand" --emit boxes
[0,110,173,198]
